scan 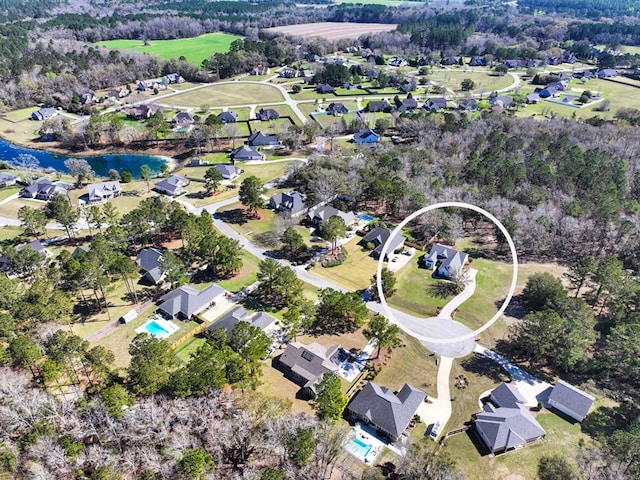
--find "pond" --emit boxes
[0,137,168,178]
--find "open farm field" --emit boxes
[164,82,284,107]
[264,22,397,40]
[95,32,241,66]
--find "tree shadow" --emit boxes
[582,402,640,438]
[495,294,525,319]
[460,354,512,384]
[214,209,248,226]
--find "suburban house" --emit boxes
[170,112,195,126]
[0,173,18,187]
[230,145,263,162]
[158,283,225,320]
[136,79,160,91]
[354,127,379,144]
[526,93,540,104]
[423,243,469,279]
[217,111,237,124]
[125,104,159,120]
[399,80,417,93]
[213,164,242,180]
[154,175,190,197]
[19,178,67,201]
[105,87,129,101]
[136,248,165,285]
[316,83,336,94]
[441,56,459,66]
[279,68,299,79]
[326,103,349,116]
[80,92,98,105]
[347,382,426,442]
[538,86,558,99]
[208,306,278,336]
[388,57,407,67]
[360,227,406,258]
[475,383,546,455]
[547,380,595,422]
[307,205,355,228]
[365,100,389,113]
[490,96,514,108]
[256,108,280,121]
[596,69,617,78]
[397,97,419,112]
[469,56,487,67]
[424,98,448,111]
[248,131,279,147]
[31,108,58,121]
[0,240,51,275]
[458,98,477,111]
[250,65,270,75]
[162,73,185,84]
[269,191,307,217]
[278,341,342,397]
[503,59,519,69]
[87,181,121,204]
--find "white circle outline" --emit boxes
[376,202,518,344]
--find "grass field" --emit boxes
[164,82,284,108]
[96,32,241,66]
[312,236,380,291]
[264,22,397,40]
[428,70,515,95]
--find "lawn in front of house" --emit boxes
[217,201,277,242]
[388,258,455,318]
[216,250,261,292]
[428,70,515,95]
[372,331,439,398]
[311,236,380,292]
[0,185,20,202]
[443,408,593,480]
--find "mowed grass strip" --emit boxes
[166,82,284,107]
[95,32,241,66]
[428,70,515,94]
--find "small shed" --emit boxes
[120,309,138,324]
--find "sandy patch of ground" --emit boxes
[264,22,397,40]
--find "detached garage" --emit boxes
[547,380,595,422]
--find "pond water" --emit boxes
[0,137,168,178]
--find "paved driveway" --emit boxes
[200,295,236,323]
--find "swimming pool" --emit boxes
[357,213,375,222]
[136,318,179,340]
[347,437,372,459]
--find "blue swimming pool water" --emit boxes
[144,320,171,339]
[348,437,372,458]
[357,214,375,222]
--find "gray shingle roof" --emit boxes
[269,192,307,215]
[88,181,120,202]
[548,380,594,420]
[154,175,189,196]
[247,131,278,146]
[214,164,241,179]
[158,283,224,319]
[307,205,355,225]
[279,342,341,388]
[491,383,528,408]
[348,382,425,440]
[208,306,251,334]
[361,227,406,256]
[476,404,545,453]
[136,248,165,284]
[231,145,262,161]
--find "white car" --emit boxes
[428,420,443,440]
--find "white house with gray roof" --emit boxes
[475,383,546,454]
[0,173,18,187]
[87,181,121,204]
[423,243,469,279]
[307,205,355,228]
[154,175,189,197]
[347,382,425,442]
[19,178,67,201]
[269,191,307,217]
[213,164,241,180]
[278,342,342,397]
[208,306,278,336]
[360,227,406,259]
[547,380,594,422]
[158,283,225,320]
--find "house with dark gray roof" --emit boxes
[158,283,225,320]
[458,98,477,111]
[231,145,263,162]
[256,108,280,121]
[423,243,469,279]
[490,96,514,109]
[0,173,18,187]
[278,342,342,397]
[154,175,189,197]
[213,164,241,180]
[526,93,540,104]
[424,98,448,111]
[269,191,307,217]
[547,380,594,422]
[316,83,336,94]
[248,131,279,147]
[217,111,237,124]
[360,227,406,259]
[31,108,58,121]
[19,178,67,201]
[596,69,617,78]
[475,382,545,454]
[365,100,389,113]
[136,248,165,285]
[307,205,355,228]
[87,181,121,204]
[170,112,194,126]
[347,382,425,442]
[208,306,278,335]
[326,103,349,116]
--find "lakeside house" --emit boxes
[0,173,19,187]
[20,178,67,201]
[154,175,190,197]
[87,181,121,204]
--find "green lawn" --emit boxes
[165,82,284,107]
[216,250,261,292]
[373,331,439,398]
[95,32,241,66]
[311,236,380,291]
[388,260,455,318]
[428,70,515,95]
[174,336,207,364]
[0,184,20,201]
[444,409,592,480]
